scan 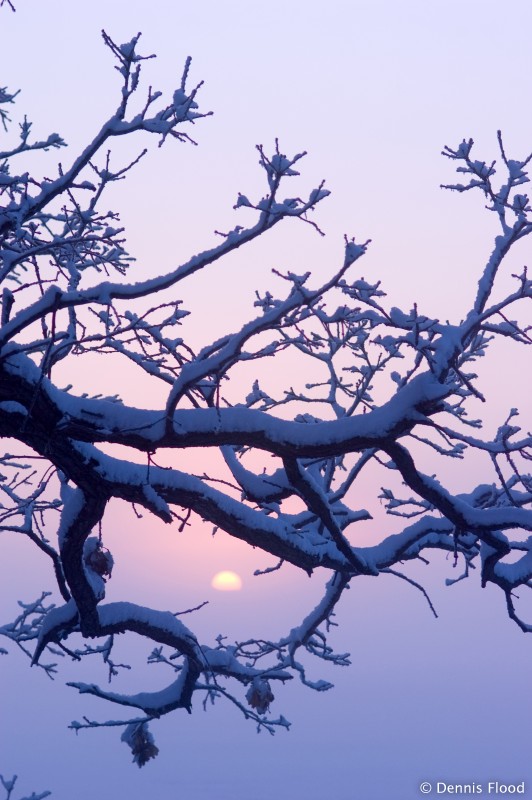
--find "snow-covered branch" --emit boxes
[1,26,531,768]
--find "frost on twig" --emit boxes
[0,774,51,800]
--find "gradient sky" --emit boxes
[1,2,532,798]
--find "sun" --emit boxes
[211,570,243,592]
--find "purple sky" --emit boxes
[1,1,532,798]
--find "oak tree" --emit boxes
[1,28,531,770]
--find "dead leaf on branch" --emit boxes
[246,677,274,715]
[121,722,159,768]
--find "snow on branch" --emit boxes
[0,774,51,800]
[441,134,532,315]
[1,24,532,770]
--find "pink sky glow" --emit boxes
[1,1,532,798]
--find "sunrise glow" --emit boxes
[211,570,243,591]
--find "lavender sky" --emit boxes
[1,1,532,798]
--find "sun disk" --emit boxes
[211,570,243,591]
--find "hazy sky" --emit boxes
[1,2,532,799]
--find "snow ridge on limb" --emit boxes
[0,774,51,800]
[1,23,532,768]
